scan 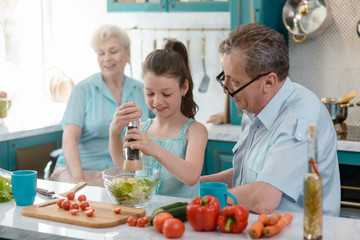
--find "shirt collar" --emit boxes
[257,77,294,129]
[93,73,137,104]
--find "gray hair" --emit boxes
[90,25,130,51]
[218,23,289,81]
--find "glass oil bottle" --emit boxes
[304,124,322,240]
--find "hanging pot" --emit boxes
[282,0,332,43]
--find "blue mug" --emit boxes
[200,182,238,209]
[11,170,37,206]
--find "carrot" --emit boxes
[258,214,268,223]
[262,213,293,237]
[258,213,281,226]
[248,220,264,239]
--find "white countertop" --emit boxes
[0,179,359,240]
[207,124,360,153]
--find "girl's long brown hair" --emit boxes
[142,40,198,119]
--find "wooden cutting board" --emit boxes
[21,200,146,228]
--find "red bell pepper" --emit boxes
[186,195,220,231]
[217,205,249,233]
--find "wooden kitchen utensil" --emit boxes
[22,200,145,228]
[337,90,359,103]
[36,181,87,207]
[198,37,210,93]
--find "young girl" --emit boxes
[109,40,208,198]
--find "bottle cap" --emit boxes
[308,124,317,138]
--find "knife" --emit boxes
[36,181,87,207]
[37,188,65,199]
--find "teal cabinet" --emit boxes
[204,140,235,175]
[0,142,8,170]
[338,151,360,166]
[107,0,229,12]
[0,131,62,178]
[204,143,360,176]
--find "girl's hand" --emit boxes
[109,102,142,135]
[123,128,159,157]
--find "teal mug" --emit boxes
[11,170,37,206]
[200,182,238,209]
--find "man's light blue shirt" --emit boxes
[56,73,153,170]
[232,77,340,216]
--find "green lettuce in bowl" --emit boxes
[102,167,159,208]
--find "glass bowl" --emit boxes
[102,167,160,208]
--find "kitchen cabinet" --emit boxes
[1,131,62,178]
[338,151,360,166]
[204,140,360,176]
[0,142,8,170]
[204,140,235,175]
[107,0,229,12]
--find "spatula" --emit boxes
[198,38,210,93]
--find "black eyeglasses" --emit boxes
[216,71,271,97]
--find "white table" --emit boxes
[0,179,360,240]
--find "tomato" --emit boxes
[70,209,78,215]
[143,216,151,224]
[113,207,121,214]
[85,206,95,212]
[137,218,146,227]
[78,194,86,202]
[61,200,71,210]
[153,212,174,233]
[127,216,138,226]
[79,201,90,210]
[163,218,185,239]
[57,199,65,208]
[70,202,79,210]
[66,191,75,200]
[85,208,94,217]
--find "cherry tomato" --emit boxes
[70,209,78,215]
[143,216,151,224]
[153,212,174,233]
[78,194,86,202]
[61,200,71,210]
[127,216,138,226]
[137,218,146,227]
[85,206,95,212]
[66,191,75,200]
[57,199,65,208]
[113,207,121,214]
[70,202,79,210]
[85,208,94,217]
[163,218,185,239]
[79,201,90,210]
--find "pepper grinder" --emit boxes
[123,119,143,171]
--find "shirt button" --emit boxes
[298,133,302,137]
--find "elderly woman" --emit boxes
[50,25,153,186]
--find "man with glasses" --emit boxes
[201,23,340,216]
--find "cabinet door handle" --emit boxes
[160,0,166,8]
[169,0,175,8]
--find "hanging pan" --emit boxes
[282,0,332,43]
